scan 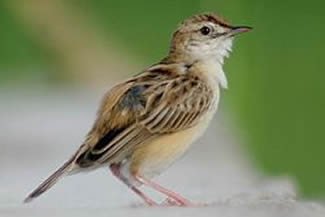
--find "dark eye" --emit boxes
[200,26,211,35]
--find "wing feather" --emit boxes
[140,77,213,133]
[76,70,214,167]
[96,127,153,163]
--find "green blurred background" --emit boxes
[1,0,324,198]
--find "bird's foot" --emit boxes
[161,197,206,207]
[161,197,183,206]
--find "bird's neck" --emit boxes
[191,58,228,89]
[162,54,228,89]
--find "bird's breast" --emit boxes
[127,92,220,180]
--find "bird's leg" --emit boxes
[134,174,193,207]
[109,164,158,206]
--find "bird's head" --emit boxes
[169,13,252,64]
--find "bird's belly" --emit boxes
[128,111,215,179]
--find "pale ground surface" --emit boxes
[1,88,324,217]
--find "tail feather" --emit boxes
[24,157,75,203]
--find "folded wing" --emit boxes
[76,73,213,167]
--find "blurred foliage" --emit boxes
[75,1,197,58]
[0,3,50,83]
[0,0,324,198]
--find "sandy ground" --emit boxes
[1,89,324,217]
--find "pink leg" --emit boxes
[135,174,194,207]
[109,164,158,206]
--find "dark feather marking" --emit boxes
[76,127,126,167]
[144,73,159,79]
[172,111,186,129]
[171,81,179,88]
[149,67,172,75]
[143,84,151,89]
[184,63,193,69]
[182,86,188,94]
[93,128,126,152]
[121,86,147,109]
[96,127,139,162]
[190,81,197,87]
[192,14,233,28]
[151,108,172,130]
[104,129,151,162]
[152,92,164,106]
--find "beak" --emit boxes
[229,26,253,36]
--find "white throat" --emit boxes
[204,58,228,89]
[189,38,233,89]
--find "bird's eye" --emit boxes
[200,26,211,35]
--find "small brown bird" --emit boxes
[24,13,251,206]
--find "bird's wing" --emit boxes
[139,74,213,133]
[76,71,213,167]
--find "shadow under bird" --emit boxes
[24,13,252,206]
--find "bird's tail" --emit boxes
[23,157,75,203]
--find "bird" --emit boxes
[24,13,252,206]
